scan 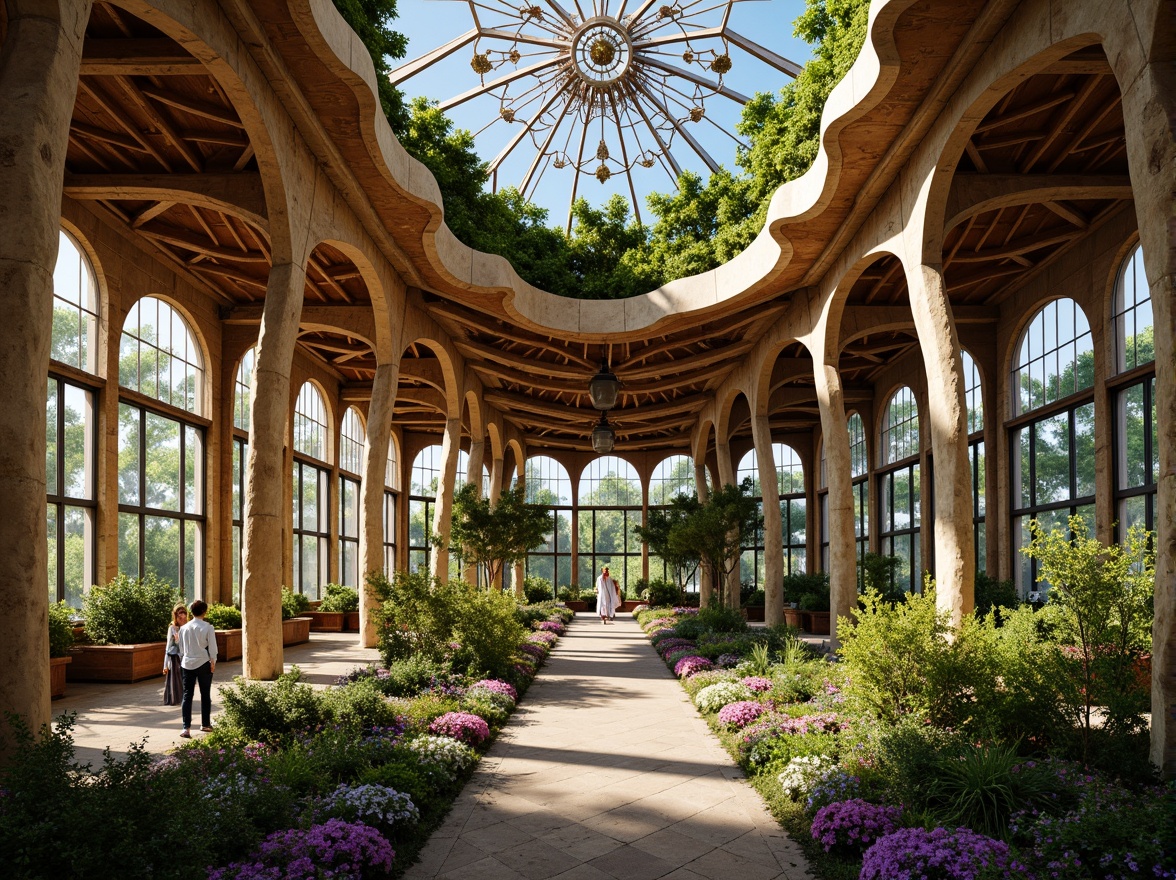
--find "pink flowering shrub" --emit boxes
[741,676,772,693]
[428,711,491,746]
[673,656,714,678]
[528,631,557,645]
[536,619,565,635]
[519,642,546,661]
[809,799,902,853]
[717,700,767,728]
[470,679,518,701]
[208,819,394,880]
[860,827,1011,880]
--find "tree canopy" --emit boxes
[333,0,871,299]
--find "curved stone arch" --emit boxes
[821,250,907,360]
[1103,233,1144,329]
[999,294,1096,413]
[293,377,335,464]
[118,292,214,417]
[308,237,389,358]
[462,387,484,445]
[401,336,462,420]
[714,387,750,449]
[504,437,526,486]
[750,335,807,420]
[485,422,505,468]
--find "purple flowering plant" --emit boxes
[741,676,772,693]
[673,656,714,678]
[860,826,1011,880]
[809,799,901,853]
[208,818,395,880]
[470,679,518,701]
[536,620,565,635]
[428,712,491,746]
[717,700,767,728]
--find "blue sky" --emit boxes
[390,0,812,226]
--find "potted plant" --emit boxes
[560,585,587,612]
[798,590,830,634]
[48,601,74,698]
[281,587,312,646]
[743,587,766,622]
[311,583,357,631]
[69,573,178,682]
[205,603,243,661]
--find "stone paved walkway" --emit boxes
[406,613,813,880]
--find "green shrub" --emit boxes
[371,570,465,666]
[974,571,1018,618]
[696,602,748,633]
[558,585,582,602]
[47,601,75,658]
[859,553,904,602]
[642,578,681,607]
[318,582,359,613]
[204,602,242,630]
[782,572,830,607]
[81,573,178,645]
[397,693,461,733]
[461,690,511,726]
[522,576,553,604]
[451,587,526,678]
[376,655,449,697]
[216,668,329,744]
[838,584,999,729]
[321,677,401,730]
[280,587,310,620]
[743,588,765,607]
[925,740,1056,837]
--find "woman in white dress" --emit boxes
[595,566,620,624]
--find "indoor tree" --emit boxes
[446,483,551,592]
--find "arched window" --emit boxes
[409,444,442,573]
[525,456,573,589]
[1111,244,1157,535]
[962,351,986,571]
[292,382,330,598]
[737,444,807,592]
[384,438,398,575]
[230,347,255,604]
[648,455,698,589]
[117,297,205,601]
[453,448,492,582]
[878,388,921,595]
[1010,298,1095,593]
[47,230,99,605]
[338,407,365,587]
[578,456,642,592]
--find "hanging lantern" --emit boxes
[591,412,616,454]
[588,359,620,410]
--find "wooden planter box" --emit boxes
[306,610,345,632]
[50,655,71,699]
[802,611,831,635]
[618,600,643,612]
[564,600,587,612]
[67,641,166,683]
[744,605,766,622]
[783,608,803,628]
[344,611,361,632]
[283,616,312,646]
[215,628,243,661]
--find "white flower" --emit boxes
[776,755,838,799]
[694,681,753,713]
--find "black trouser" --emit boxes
[181,661,213,729]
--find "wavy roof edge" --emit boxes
[301,0,924,337]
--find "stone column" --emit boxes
[752,414,784,625]
[0,0,89,751]
[463,437,484,587]
[906,262,974,625]
[1114,36,1176,778]
[358,361,398,647]
[715,439,740,610]
[694,458,712,605]
[813,352,856,649]
[430,416,462,581]
[242,260,308,680]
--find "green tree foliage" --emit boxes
[633,493,702,593]
[678,479,763,608]
[448,483,551,590]
[81,573,179,645]
[335,0,870,298]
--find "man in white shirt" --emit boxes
[178,599,218,737]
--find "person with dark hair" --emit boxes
[162,603,187,706]
[178,599,217,737]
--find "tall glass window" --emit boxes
[230,347,254,605]
[1010,298,1095,593]
[384,438,399,575]
[117,297,205,601]
[338,407,365,587]
[409,445,441,574]
[577,456,643,591]
[878,388,921,594]
[525,456,573,589]
[647,455,697,588]
[47,231,99,605]
[292,382,330,598]
[737,444,806,590]
[1111,244,1156,534]
[962,351,986,571]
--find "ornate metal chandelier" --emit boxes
[391,1,799,228]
